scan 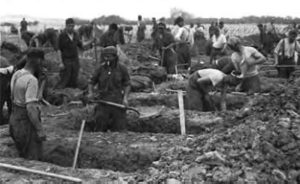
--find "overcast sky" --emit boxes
[1,0,300,20]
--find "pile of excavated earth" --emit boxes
[1,38,300,184]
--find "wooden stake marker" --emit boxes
[177,90,186,135]
[72,120,85,170]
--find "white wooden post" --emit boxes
[72,120,85,169]
[177,90,186,135]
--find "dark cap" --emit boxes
[27,48,45,59]
[66,18,75,25]
[102,46,117,56]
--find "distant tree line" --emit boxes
[73,15,300,26]
[1,20,39,27]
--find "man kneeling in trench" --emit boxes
[187,67,233,111]
[87,46,131,131]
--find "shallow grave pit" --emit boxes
[42,135,166,173]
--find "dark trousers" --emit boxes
[240,75,261,94]
[277,57,295,79]
[0,74,12,124]
[176,43,191,69]
[137,30,145,42]
[210,47,224,64]
[161,49,177,74]
[9,105,43,160]
[93,103,127,132]
[57,57,79,88]
[186,72,215,111]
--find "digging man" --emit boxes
[87,46,131,132]
[187,67,231,111]
[227,37,266,94]
[9,49,46,161]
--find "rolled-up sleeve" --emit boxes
[25,78,39,104]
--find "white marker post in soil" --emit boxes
[72,120,86,169]
[177,90,186,135]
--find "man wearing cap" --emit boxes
[57,18,93,89]
[155,23,177,74]
[274,30,300,79]
[88,46,131,132]
[9,49,46,160]
[227,37,266,93]
[172,16,191,70]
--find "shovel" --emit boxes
[89,99,140,116]
[88,99,164,119]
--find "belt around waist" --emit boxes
[12,103,27,109]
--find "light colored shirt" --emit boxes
[11,69,39,107]
[67,33,74,41]
[274,38,300,61]
[196,26,204,33]
[231,46,264,78]
[212,34,226,49]
[0,66,14,75]
[219,27,229,36]
[188,27,195,46]
[172,25,190,42]
[266,23,276,34]
[197,68,226,86]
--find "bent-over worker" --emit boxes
[187,68,229,111]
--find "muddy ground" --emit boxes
[1,38,300,183]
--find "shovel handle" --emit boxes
[90,100,140,116]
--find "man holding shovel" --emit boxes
[87,46,131,132]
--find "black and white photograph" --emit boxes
[0,0,300,183]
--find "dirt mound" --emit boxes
[141,82,300,183]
